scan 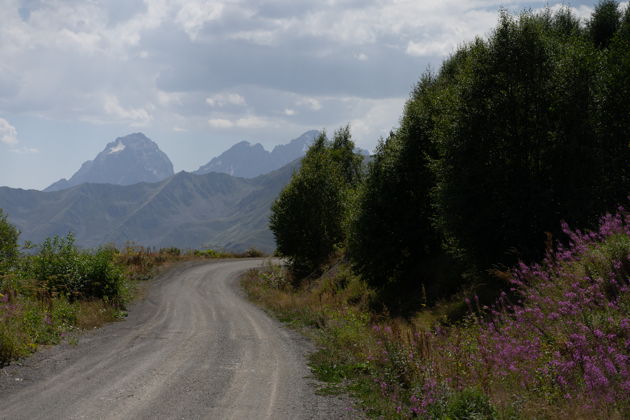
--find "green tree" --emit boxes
[0,209,19,275]
[433,8,629,275]
[349,75,449,310]
[597,4,630,208]
[270,127,362,278]
[434,12,560,271]
[589,0,622,48]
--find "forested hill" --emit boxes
[0,161,298,252]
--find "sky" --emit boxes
[0,0,605,190]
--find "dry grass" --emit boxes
[75,300,123,329]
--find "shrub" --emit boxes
[159,247,181,257]
[239,248,265,258]
[0,209,19,275]
[28,234,127,303]
[0,293,79,366]
[193,249,222,258]
[434,388,497,420]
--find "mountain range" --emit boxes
[194,130,319,178]
[45,131,320,192]
[2,130,368,252]
[1,162,297,252]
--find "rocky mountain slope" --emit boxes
[45,133,174,192]
[195,130,319,178]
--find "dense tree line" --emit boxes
[270,2,630,312]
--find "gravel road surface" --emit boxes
[0,259,356,419]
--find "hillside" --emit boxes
[0,161,297,252]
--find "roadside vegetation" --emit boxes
[0,208,265,366]
[246,210,630,418]
[246,2,630,419]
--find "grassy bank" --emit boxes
[0,233,265,366]
[243,210,630,419]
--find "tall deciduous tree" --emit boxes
[589,0,622,48]
[435,9,629,273]
[349,75,448,310]
[270,127,362,278]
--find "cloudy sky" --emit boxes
[0,0,602,189]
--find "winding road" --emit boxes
[0,259,354,419]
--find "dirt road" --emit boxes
[0,259,355,419]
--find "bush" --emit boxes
[193,249,222,258]
[0,294,79,366]
[239,248,265,258]
[428,388,497,420]
[28,234,127,303]
[0,209,19,275]
[159,247,181,257]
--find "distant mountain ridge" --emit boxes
[1,162,298,252]
[45,133,174,192]
[194,130,319,178]
[43,130,321,192]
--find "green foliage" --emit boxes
[344,5,630,311]
[270,127,363,278]
[349,74,461,311]
[431,8,630,275]
[159,247,181,257]
[435,388,498,420]
[0,208,19,275]
[193,248,223,258]
[0,295,79,366]
[27,234,127,303]
[589,0,622,48]
[245,215,630,418]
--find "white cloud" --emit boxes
[175,0,224,40]
[355,52,368,61]
[296,97,322,111]
[229,30,277,46]
[208,118,234,128]
[208,115,271,128]
[0,118,18,145]
[206,93,247,107]
[406,40,456,57]
[10,146,39,154]
[0,116,39,154]
[284,108,296,116]
[539,4,598,21]
[157,90,184,106]
[234,115,270,128]
[103,95,152,126]
[349,97,406,148]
